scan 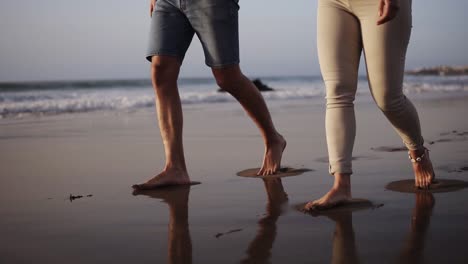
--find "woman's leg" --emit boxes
[305,0,362,210]
[357,0,434,188]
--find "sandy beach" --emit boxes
[1,95,468,263]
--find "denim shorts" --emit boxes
[146,0,240,68]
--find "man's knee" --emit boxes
[150,56,180,89]
[212,65,243,91]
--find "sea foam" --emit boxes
[0,76,466,119]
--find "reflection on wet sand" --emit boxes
[322,210,361,264]
[397,192,435,264]
[314,192,435,264]
[241,178,288,264]
[133,186,193,264]
[129,183,434,264]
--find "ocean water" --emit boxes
[0,75,467,119]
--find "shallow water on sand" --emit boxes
[1,98,468,263]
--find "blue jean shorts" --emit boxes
[146,0,240,68]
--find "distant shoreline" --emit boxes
[406,65,468,76]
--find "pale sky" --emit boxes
[0,0,467,82]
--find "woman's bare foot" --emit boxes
[304,173,352,211]
[132,167,191,190]
[257,134,287,176]
[409,148,435,189]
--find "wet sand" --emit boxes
[1,96,468,263]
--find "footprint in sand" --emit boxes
[372,130,468,151]
[386,179,468,194]
[294,198,383,216]
[437,165,468,174]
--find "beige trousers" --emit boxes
[317,0,424,174]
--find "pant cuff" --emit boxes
[329,163,353,175]
[403,136,425,151]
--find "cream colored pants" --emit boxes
[317,0,424,174]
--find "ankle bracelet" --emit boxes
[408,148,428,163]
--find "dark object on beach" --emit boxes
[461,167,468,172]
[236,167,313,179]
[215,228,243,239]
[386,179,468,194]
[69,194,93,202]
[218,78,274,92]
[251,79,274,91]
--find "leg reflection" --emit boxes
[241,178,288,264]
[323,211,360,264]
[133,186,193,264]
[397,192,435,264]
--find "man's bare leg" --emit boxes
[212,65,286,176]
[133,56,191,190]
[304,173,352,211]
[132,186,193,264]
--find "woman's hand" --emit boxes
[150,0,157,17]
[377,0,399,25]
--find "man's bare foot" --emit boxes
[304,174,352,211]
[257,134,287,176]
[132,167,191,190]
[409,148,435,189]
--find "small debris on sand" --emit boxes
[215,228,243,238]
[69,194,93,202]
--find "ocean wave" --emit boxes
[0,77,322,92]
[0,76,466,119]
[403,83,467,93]
[0,88,326,118]
[0,79,213,92]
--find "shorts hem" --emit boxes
[146,52,184,63]
[206,60,240,68]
